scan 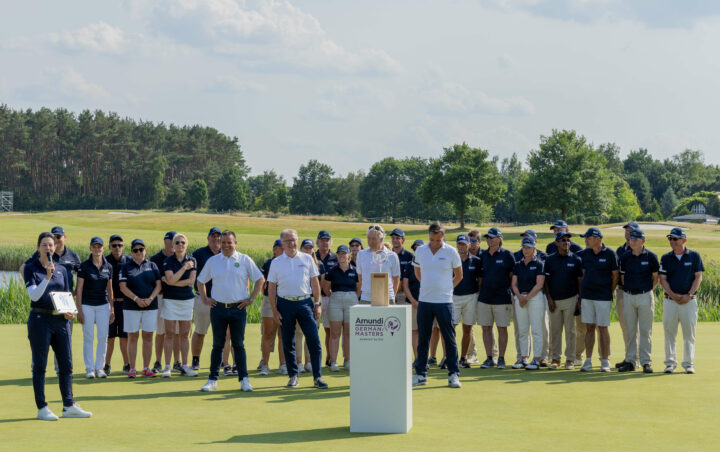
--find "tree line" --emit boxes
[1,106,719,225]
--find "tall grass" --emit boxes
[0,275,30,323]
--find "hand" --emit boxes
[548,299,556,313]
[519,294,528,307]
[64,312,75,321]
[109,311,115,323]
[410,298,419,308]
[238,298,252,310]
[77,310,85,324]
[184,260,195,270]
[141,298,151,308]
[679,294,691,304]
[45,261,55,279]
[273,309,283,325]
[314,305,322,320]
[204,297,217,307]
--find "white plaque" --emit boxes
[50,291,77,314]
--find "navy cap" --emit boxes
[580,227,603,238]
[411,239,424,249]
[623,221,639,230]
[109,234,123,243]
[301,239,314,248]
[349,237,363,246]
[131,239,145,248]
[629,228,645,239]
[555,231,572,241]
[317,230,331,240]
[90,236,104,246]
[456,234,470,244]
[390,228,405,237]
[273,239,282,248]
[521,229,537,239]
[208,227,222,236]
[51,226,66,236]
[484,227,503,239]
[550,220,568,230]
[337,244,350,254]
[521,236,536,247]
[667,227,686,239]
[164,231,177,241]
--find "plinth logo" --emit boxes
[384,317,401,335]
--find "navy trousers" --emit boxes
[277,297,323,379]
[27,312,74,409]
[209,304,248,380]
[415,301,460,376]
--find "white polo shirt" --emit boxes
[356,248,401,301]
[412,243,462,303]
[267,251,319,298]
[196,251,263,303]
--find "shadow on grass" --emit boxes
[0,417,38,424]
[201,426,391,445]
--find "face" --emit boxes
[317,237,331,252]
[90,243,104,256]
[469,237,480,252]
[110,240,124,256]
[272,246,283,257]
[457,242,468,255]
[350,242,361,254]
[367,230,384,249]
[557,237,570,253]
[391,235,405,249]
[208,233,222,250]
[301,245,314,255]
[486,236,501,248]
[53,233,66,249]
[428,232,444,248]
[522,245,535,258]
[282,233,298,254]
[669,236,686,253]
[164,238,174,251]
[174,236,187,254]
[337,251,349,264]
[131,244,146,261]
[221,234,237,256]
[629,237,645,252]
[585,236,601,248]
[39,237,56,257]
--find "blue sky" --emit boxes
[2,0,719,180]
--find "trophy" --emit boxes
[370,251,389,306]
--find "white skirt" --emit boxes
[162,298,194,321]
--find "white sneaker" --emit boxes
[37,406,58,421]
[259,365,270,376]
[600,359,611,372]
[304,362,313,373]
[448,373,462,388]
[580,358,593,372]
[278,364,288,375]
[181,364,198,377]
[95,369,107,378]
[162,365,172,378]
[201,379,218,392]
[412,374,427,386]
[256,359,264,371]
[241,377,253,392]
[343,361,350,370]
[330,362,340,372]
[85,370,95,379]
[574,359,584,367]
[62,404,92,418]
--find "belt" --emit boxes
[215,302,240,308]
[664,293,696,300]
[282,295,310,301]
[31,307,63,316]
[624,289,650,295]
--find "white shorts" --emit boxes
[162,298,194,321]
[193,295,211,335]
[581,299,612,327]
[321,296,330,328]
[452,294,477,325]
[124,309,158,333]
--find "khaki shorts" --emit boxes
[321,296,331,328]
[581,299,612,327]
[260,295,274,318]
[453,294,477,326]
[192,294,211,335]
[328,291,358,323]
[476,302,512,327]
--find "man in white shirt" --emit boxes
[267,229,329,389]
[196,230,264,393]
[412,222,463,388]
[356,225,401,303]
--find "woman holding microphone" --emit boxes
[511,236,546,370]
[25,232,91,420]
[75,237,114,379]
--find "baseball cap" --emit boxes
[412,239,424,249]
[667,227,686,239]
[456,234,470,244]
[349,237,363,246]
[51,226,66,236]
[550,220,568,230]
[164,231,177,241]
[337,244,350,254]
[131,238,145,248]
[90,237,104,246]
[317,230,331,240]
[555,231,572,241]
[521,229,537,239]
[580,227,603,238]
[629,228,645,239]
[208,227,222,236]
[484,227,503,239]
[521,236,536,247]
[273,239,282,248]
[623,221,639,230]
[301,239,314,248]
[109,234,123,243]
[390,228,405,237]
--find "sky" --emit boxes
[2,0,719,181]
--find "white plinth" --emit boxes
[350,305,412,433]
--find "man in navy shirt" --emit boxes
[105,234,131,375]
[659,227,704,374]
[618,228,659,373]
[315,230,337,365]
[259,239,285,375]
[614,221,639,368]
[546,220,583,255]
[403,239,424,359]
[190,227,222,370]
[544,231,583,370]
[390,228,413,305]
[453,235,481,368]
[577,227,619,372]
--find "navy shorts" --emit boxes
[108,300,127,338]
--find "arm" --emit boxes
[119,281,144,309]
[311,277,322,320]
[414,266,421,282]
[145,279,162,307]
[392,276,400,295]
[403,278,418,308]
[452,266,463,288]
[527,275,545,300]
[544,278,555,312]
[269,282,281,324]
[682,272,704,304]
[611,270,619,293]
[107,279,115,323]
[240,276,264,309]
[658,274,677,301]
[75,277,85,323]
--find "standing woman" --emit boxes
[511,236,546,370]
[75,237,114,379]
[119,239,162,378]
[25,232,91,420]
[324,245,359,371]
[105,234,131,376]
[161,233,199,377]
[349,238,363,267]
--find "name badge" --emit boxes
[599,258,607,263]
[529,266,537,270]
[684,262,692,266]
[641,261,649,266]
[496,260,504,264]
[439,257,446,261]
[567,263,575,267]
[468,266,475,270]
[348,273,356,277]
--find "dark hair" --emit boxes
[222,230,237,241]
[37,232,54,247]
[428,221,445,235]
[467,229,480,238]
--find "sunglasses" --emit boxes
[368,225,383,231]
[111,243,123,248]
[53,235,63,239]
[668,237,682,241]
[558,238,571,243]
[469,238,478,243]
[132,248,145,253]
[175,241,186,245]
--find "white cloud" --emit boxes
[423,81,535,116]
[202,76,266,93]
[48,22,127,54]
[15,66,110,102]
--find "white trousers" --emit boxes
[82,303,111,372]
[514,293,546,358]
[663,297,698,368]
[622,292,654,365]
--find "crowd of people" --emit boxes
[23,220,704,420]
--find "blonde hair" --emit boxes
[367,224,385,238]
[173,233,188,244]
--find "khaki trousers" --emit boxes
[663,297,698,368]
[549,296,577,362]
[622,291,654,365]
[616,288,639,362]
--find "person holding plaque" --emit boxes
[25,232,91,420]
[356,225,401,304]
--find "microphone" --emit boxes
[46,252,54,274]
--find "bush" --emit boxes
[567,214,585,225]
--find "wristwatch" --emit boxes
[314,302,321,306]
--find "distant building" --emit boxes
[672,213,719,224]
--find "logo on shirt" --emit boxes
[599,259,607,263]
[641,261,649,266]
[529,266,537,270]
[684,262,692,266]
[495,260,504,264]
[567,263,575,267]
[234,262,240,268]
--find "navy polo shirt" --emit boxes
[454,254,481,296]
[192,246,218,295]
[316,250,338,296]
[24,259,72,310]
[119,259,161,311]
[106,253,130,300]
[659,248,705,295]
[402,263,421,301]
[546,240,583,255]
[396,249,414,278]
[478,248,515,305]
[261,257,274,296]
[150,250,173,294]
[620,248,659,293]
[513,249,547,263]
[27,247,81,292]
[162,254,197,300]
[544,252,583,301]
[615,244,632,287]
[578,246,619,301]
[324,264,359,292]
[77,258,113,306]
[513,256,545,293]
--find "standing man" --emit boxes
[453,235,481,368]
[412,222,463,388]
[268,229,328,389]
[614,221,638,368]
[578,227,619,372]
[391,228,413,306]
[659,227,704,374]
[546,220,583,255]
[467,230,482,257]
[105,234,131,376]
[190,227,222,370]
[315,230,338,366]
[259,239,286,375]
[356,225,401,304]
[197,230,264,392]
[544,231,583,370]
[618,228,659,373]
[150,231,178,373]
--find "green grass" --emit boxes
[0,323,719,451]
